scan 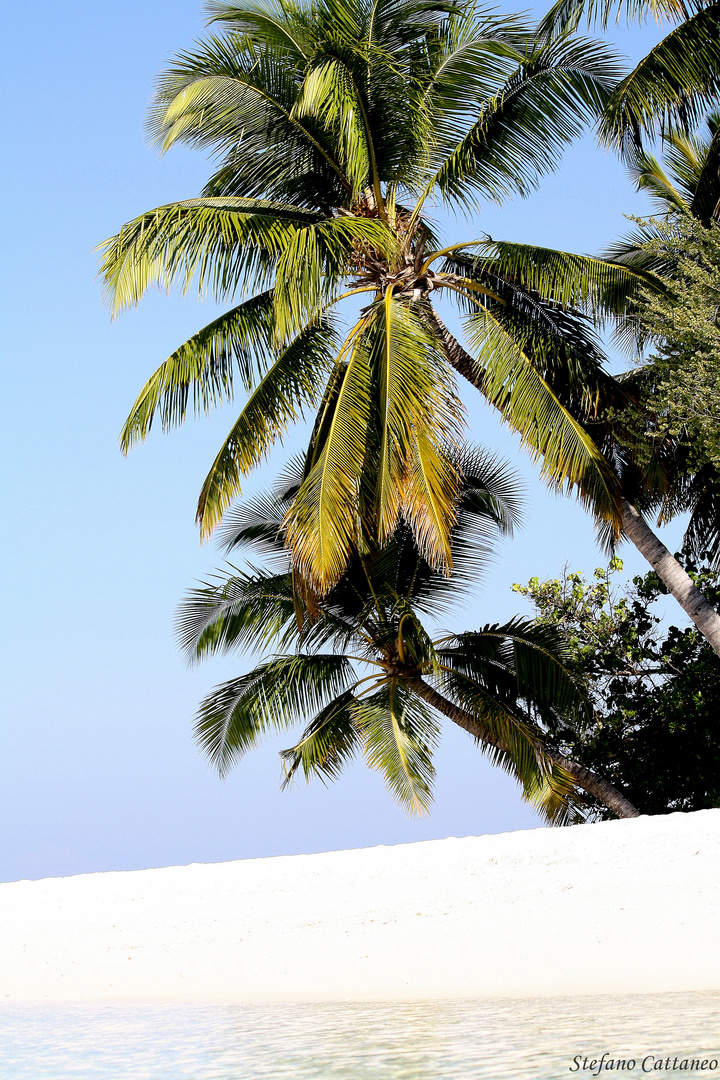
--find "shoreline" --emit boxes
[1,809,718,1002]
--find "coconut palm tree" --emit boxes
[100,0,646,582]
[177,447,641,820]
[100,0,720,653]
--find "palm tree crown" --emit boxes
[101,0,652,591]
[177,446,640,821]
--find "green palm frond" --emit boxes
[599,5,720,153]
[371,295,464,559]
[99,198,325,315]
[177,567,299,659]
[432,662,547,782]
[291,55,372,197]
[354,684,440,814]
[426,36,622,211]
[147,38,354,204]
[194,653,356,775]
[283,320,374,589]
[219,471,298,558]
[626,148,691,215]
[444,238,661,317]
[119,291,274,452]
[440,618,590,724]
[206,0,313,61]
[538,0,691,36]
[280,688,362,785]
[463,306,625,531]
[689,120,720,225]
[195,318,338,536]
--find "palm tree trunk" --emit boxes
[620,498,720,657]
[426,307,720,658]
[409,676,641,819]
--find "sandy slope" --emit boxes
[1,809,718,1002]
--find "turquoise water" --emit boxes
[1,994,718,1079]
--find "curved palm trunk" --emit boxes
[620,498,720,656]
[410,676,641,819]
[426,307,720,659]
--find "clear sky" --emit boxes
[1,0,680,882]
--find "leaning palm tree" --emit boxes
[101,0,720,653]
[177,447,640,820]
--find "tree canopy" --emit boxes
[177,447,640,820]
[513,556,720,816]
[100,0,656,593]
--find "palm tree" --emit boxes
[539,0,720,154]
[177,447,640,820]
[100,0,720,653]
[100,0,645,580]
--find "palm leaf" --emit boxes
[280,688,362,785]
[99,197,324,315]
[443,238,662,318]
[355,683,440,814]
[119,290,275,452]
[426,36,622,211]
[177,568,299,660]
[371,294,465,560]
[195,318,338,536]
[194,653,356,775]
[283,319,375,589]
[462,306,625,531]
[538,0,690,36]
[599,5,720,152]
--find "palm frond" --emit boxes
[119,291,274,452]
[206,0,313,61]
[195,318,338,536]
[291,55,371,196]
[443,618,590,723]
[463,306,625,532]
[99,198,324,315]
[147,36,354,204]
[280,688,362,786]
[194,653,356,775]
[599,5,720,153]
[538,0,690,36]
[176,567,298,659]
[355,683,440,814]
[691,121,720,225]
[444,238,661,318]
[371,295,465,561]
[426,36,622,211]
[283,320,374,589]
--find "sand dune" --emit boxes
[1,809,718,1001]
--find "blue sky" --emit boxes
[1,1,679,881]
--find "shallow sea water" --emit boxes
[1,993,718,1080]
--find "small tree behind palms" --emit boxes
[178,446,640,820]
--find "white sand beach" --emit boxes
[1,809,718,1002]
